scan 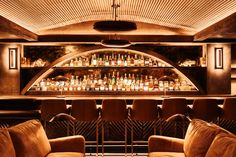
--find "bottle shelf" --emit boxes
[26,90,199,96]
[53,66,173,70]
[21,48,203,95]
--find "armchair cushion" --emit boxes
[47,152,84,157]
[184,119,226,157]
[0,129,15,157]
[49,135,85,153]
[149,152,185,157]
[148,135,184,153]
[206,133,236,157]
[8,120,51,157]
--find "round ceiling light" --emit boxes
[93,21,137,32]
[101,39,132,47]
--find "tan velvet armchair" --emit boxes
[3,119,85,157]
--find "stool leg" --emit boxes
[73,121,76,135]
[96,121,98,157]
[125,120,127,157]
[131,121,134,156]
[66,121,70,136]
[102,121,104,157]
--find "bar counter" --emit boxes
[0,94,235,105]
[0,94,235,99]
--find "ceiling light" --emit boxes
[93,0,136,32]
[94,20,137,32]
[101,39,131,47]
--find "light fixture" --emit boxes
[101,39,131,47]
[93,0,137,32]
[215,47,223,69]
[94,21,137,32]
[9,48,18,69]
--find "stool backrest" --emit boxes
[191,99,219,122]
[161,98,187,120]
[71,100,98,121]
[101,99,127,121]
[131,99,158,121]
[222,98,236,120]
[40,99,67,121]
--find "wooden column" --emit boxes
[0,44,21,95]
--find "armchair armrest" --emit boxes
[148,135,184,153]
[49,135,85,153]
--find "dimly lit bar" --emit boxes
[0,0,236,156]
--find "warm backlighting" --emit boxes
[215,47,223,69]
[9,48,18,69]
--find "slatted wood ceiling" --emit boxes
[0,0,236,34]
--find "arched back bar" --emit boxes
[21,45,203,95]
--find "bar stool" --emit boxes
[159,98,188,138]
[101,99,128,157]
[221,98,236,121]
[40,99,75,136]
[130,99,158,156]
[70,99,99,156]
[189,99,220,122]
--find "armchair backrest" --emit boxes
[8,120,51,157]
[0,128,15,157]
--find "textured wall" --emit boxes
[0,44,21,95]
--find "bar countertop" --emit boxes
[0,94,235,100]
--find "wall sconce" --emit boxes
[215,47,223,69]
[9,48,18,69]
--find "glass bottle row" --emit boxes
[63,53,167,67]
[32,72,195,92]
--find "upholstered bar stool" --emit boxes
[160,98,188,138]
[101,99,128,157]
[189,99,220,122]
[40,99,75,136]
[71,99,99,156]
[221,98,236,120]
[130,99,158,156]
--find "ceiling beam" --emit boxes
[0,16,38,41]
[37,35,194,43]
[194,12,236,41]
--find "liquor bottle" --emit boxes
[78,57,83,66]
[105,55,109,66]
[153,77,159,91]
[124,73,128,84]
[127,55,131,66]
[148,75,154,91]
[149,58,153,67]
[130,56,135,66]
[134,54,138,66]
[111,71,116,85]
[70,75,75,86]
[120,55,124,67]
[139,75,144,91]
[91,54,97,66]
[140,55,145,66]
[144,57,149,67]
[127,73,132,85]
[159,81,164,91]
[144,75,149,91]
[85,57,90,67]
[69,59,74,67]
[74,58,79,67]
[111,53,116,66]
[103,74,108,85]
[117,54,121,66]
